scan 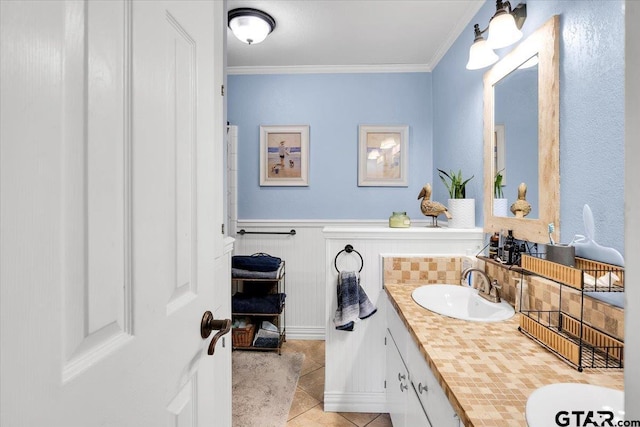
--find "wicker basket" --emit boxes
[232,323,255,347]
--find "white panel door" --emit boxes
[0,1,230,426]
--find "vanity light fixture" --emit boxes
[466,24,500,70]
[228,8,276,45]
[466,1,527,70]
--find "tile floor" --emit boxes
[282,340,392,427]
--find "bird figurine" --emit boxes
[417,183,452,227]
[510,182,532,218]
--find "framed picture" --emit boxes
[358,125,408,186]
[259,125,310,186]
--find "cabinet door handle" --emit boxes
[400,382,408,392]
[200,311,231,355]
[398,372,406,381]
[418,382,428,394]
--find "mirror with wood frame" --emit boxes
[483,15,560,243]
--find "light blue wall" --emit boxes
[433,0,625,253]
[228,73,433,220]
[228,0,625,254]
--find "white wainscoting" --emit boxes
[234,220,342,339]
[323,226,484,413]
[233,220,485,343]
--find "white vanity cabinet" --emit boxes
[386,329,410,426]
[386,329,432,427]
[407,335,461,427]
[386,298,461,427]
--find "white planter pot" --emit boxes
[447,199,476,229]
[493,198,509,217]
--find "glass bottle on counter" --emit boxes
[504,229,515,264]
[489,232,500,259]
[389,212,411,228]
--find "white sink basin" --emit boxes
[411,284,515,322]
[526,383,624,427]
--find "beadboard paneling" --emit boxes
[322,226,484,412]
[234,221,485,344]
[233,221,331,339]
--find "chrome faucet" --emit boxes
[461,267,502,303]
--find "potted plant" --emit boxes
[493,169,508,217]
[438,169,475,228]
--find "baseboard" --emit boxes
[285,326,325,340]
[323,391,387,413]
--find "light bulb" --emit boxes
[487,12,522,49]
[466,39,499,70]
[229,15,272,44]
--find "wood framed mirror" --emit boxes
[483,15,560,243]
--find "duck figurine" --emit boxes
[417,183,451,227]
[510,182,532,218]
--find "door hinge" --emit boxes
[221,224,225,234]
[384,336,387,345]
[221,85,225,96]
[384,380,387,389]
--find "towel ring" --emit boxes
[334,244,363,273]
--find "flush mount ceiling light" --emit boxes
[466,1,527,70]
[228,8,276,45]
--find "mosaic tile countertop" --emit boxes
[384,283,624,427]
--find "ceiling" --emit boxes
[226,0,485,74]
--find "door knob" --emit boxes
[201,311,231,355]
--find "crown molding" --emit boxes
[423,1,484,69]
[227,63,432,75]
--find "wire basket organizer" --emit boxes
[518,254,624,371]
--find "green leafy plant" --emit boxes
[438,169,474,199]
[494,169,504,199]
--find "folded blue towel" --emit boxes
[254,337,280,348]
[232,262,283,279]
[253,321,280,348]
[232,253,282,272]
[333,271,377,331]
[232,292,286,314]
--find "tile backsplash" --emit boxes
[384,256,624,341]
[383,257,462,285]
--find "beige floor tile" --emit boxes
[281,340,306,354]
[284,340,325,367]
[283,340,391,427]
[302,340,325,365]
[288,387,320,420]
[338,412,379,426]
[286,405,356,427]
[282,341,324,375]
[364,413,392,427]
[299,358,323,376]
[297,366,325,402]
